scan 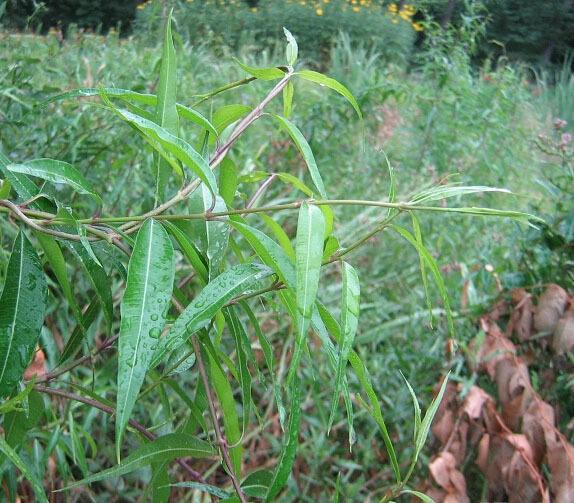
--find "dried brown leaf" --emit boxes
[534,284,568,334]
[552,306,574,355]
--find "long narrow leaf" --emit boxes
[116,219,175,459]
[288,203,325,383]
[7,159,101,203]
[0,232,47,397]
[270,115,326,198]
[151,263,273,366]
[59,433,214,491]
[153,10,179,205]
[327,262,360,433]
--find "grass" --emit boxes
[0,21,571,501]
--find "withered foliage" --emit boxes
[422,284,574,502]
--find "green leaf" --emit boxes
[168,482,231,499]
[59,433,214,491]
[151,263,273,366]
[67,240,113,327]
[212,104,251,135]
[409,183,511,204]
[327,262,360,434]
[0,178,11,198]
[44,88,217,135]
[219,157,238,207]
[411,213,433,327]
[288,203,325,383]
[0,232,47,397]
[260,214,295,260]
[153,9,179,205]
[205,342,242,477]
[58,297,99,363]
[401,490,437,503]
[234,59,285,80]
[414,372,450,461]
[36,233,83,329]
[283,27,298,66]
[265,377,301,501]
[391,225,454,336]
[163,221,208,284]
[296,70,362,119]
[242,469,273,498]
[400,372,422,444]
[203,185,229,280]
[283,81,294,118]
[106,105,218,195]
[270,115,326,198]
[0,436,48,503]
[116,219,175,460]
[317,302,401,483]
[7,159,101,203]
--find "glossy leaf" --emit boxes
[0,232,47,397]
[116,219,175,459]
[151,263,273,366]
[271,115,326,198]
[327,262,360,433]
[296,69,362,119]
[7,159,101,202]
[163,221,208,284]
[219,157,238,207]
[59,433,214,491]
[169,482,231,499]
[0,436,48,503]
[107,106,218,195]
[153,9,179,205]
[288,203,325,383]
[203,184,229,280]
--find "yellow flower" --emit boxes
[412,22,424,31]
[136,3,145,9]
[316,6,324,15]
[387,3,398,13]
[251,6,257,12]
[353,5,360,12]
[323,0,330,3]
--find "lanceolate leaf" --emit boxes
[265,377,301,501]
[270,115,326,198]
[203,184,229,280]
[234,59,285,80]
[7,159,101,203]
[153,9,179,205]
[163,221,208,283]
[116,219,175,459]
[107,106,218,195]
[44,88,217,135]
[212,104,251,135]
[0,232,47,397]
[296,70,362,119]
[59,433,214,491]
[288,203,325,383]
[0,436,48,503]
[327,262,360,433]
[151,263,273,366]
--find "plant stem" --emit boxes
[190,336,247,503]
[34,384,207,483]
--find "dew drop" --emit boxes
[149,327,161,339]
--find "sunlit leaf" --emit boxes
[234,59,285,80]
[283,28,298,66]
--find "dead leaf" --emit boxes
[429,452,470,503]
[508,288,534,342]
[522,398,555,466]
[552,306,574,355]
[23,347,46,380]
[534,284,568,334]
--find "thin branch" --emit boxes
[190,336,247,503]
[34,384,207,484]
